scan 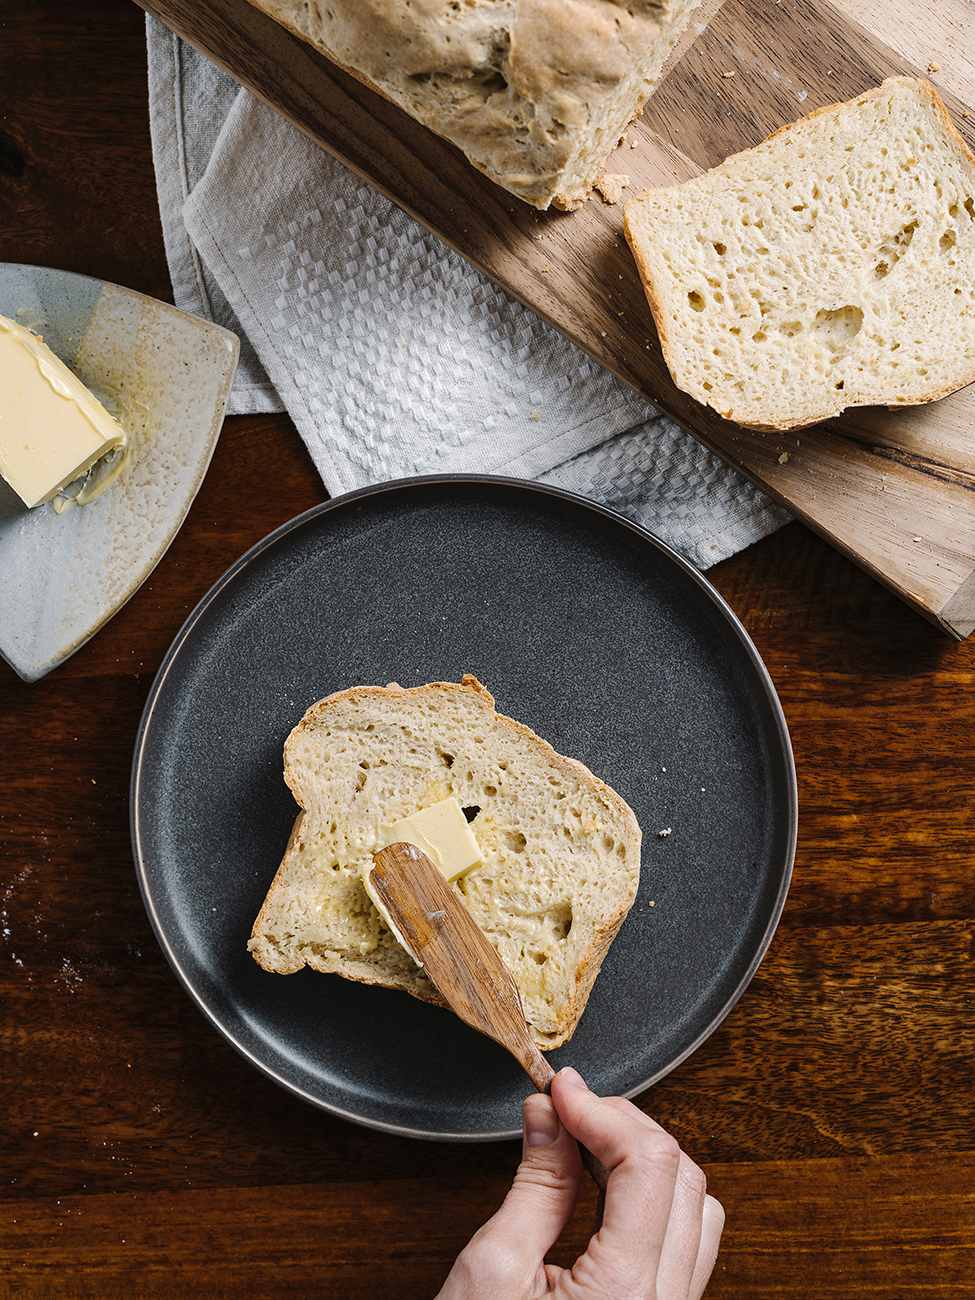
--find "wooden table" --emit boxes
[1,3,973,1295]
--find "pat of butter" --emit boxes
[0,312,126,508]
[362,797,482,966]
[377,796,482,882]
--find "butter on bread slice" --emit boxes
[623,77,975,432]
[248,675,641,1049]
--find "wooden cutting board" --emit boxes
[139,0,975,637]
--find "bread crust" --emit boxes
[248,675,641,1049]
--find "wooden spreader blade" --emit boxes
[369,841,554,1092]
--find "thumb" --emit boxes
[469,1094,584,1276]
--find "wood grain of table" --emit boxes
[1,3,973,1296]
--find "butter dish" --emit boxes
[0,264,238,681]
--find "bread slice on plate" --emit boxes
[248,675,641,1049]
[247,0,702,210]
[623,77,975,432]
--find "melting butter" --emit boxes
[0,312,126,508]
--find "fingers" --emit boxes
[655,1150,725,1299]
[553,1067,679,1277]
[438,1070,725,1300]
[689,1194,726,1298]
[551,1069,724,1299]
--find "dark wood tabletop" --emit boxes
[2,3,973,1296]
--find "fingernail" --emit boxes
[523,1095,560,1147]
[558,1066,589,1090]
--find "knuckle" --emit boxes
[678,1156,709,1203]
[625,1128,682,1184]
[645,1128,683,1167]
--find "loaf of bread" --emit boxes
[248,675,641,1049]
[248,0,701,210]
[623,78,975,432]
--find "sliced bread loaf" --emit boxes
[623,78,975,431]
[248,675,641,1049]
[248,0,701,210]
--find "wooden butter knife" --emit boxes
[369,842,610,1203]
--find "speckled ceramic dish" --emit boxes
[0,263,239,681]
[132,477,797,1142]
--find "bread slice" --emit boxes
[248,0,701,210]
[248,675,641,1049]
[623,77,975,432]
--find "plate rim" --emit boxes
[0,260,242,348]
[130,473,798,1141]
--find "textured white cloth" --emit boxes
[146,17,789,567]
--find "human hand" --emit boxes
[435,1067,724,1299]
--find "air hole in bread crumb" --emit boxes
[688,290,706,312]
[712,241,727,255]
[441,752,455,767]
[462,805,480,822]
[484,784,498,797]
[552,905,573,939]
[810,305,863,346]
[504,830,527,852]
[875,220,917,277]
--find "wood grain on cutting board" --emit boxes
[140,0,975,635]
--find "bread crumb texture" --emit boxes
[249,0,702,209]
[248,676,641,1049]
[623,78,975,431]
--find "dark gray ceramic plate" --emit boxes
[131,476,796,1140]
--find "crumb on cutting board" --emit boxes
[594,174,630,204]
